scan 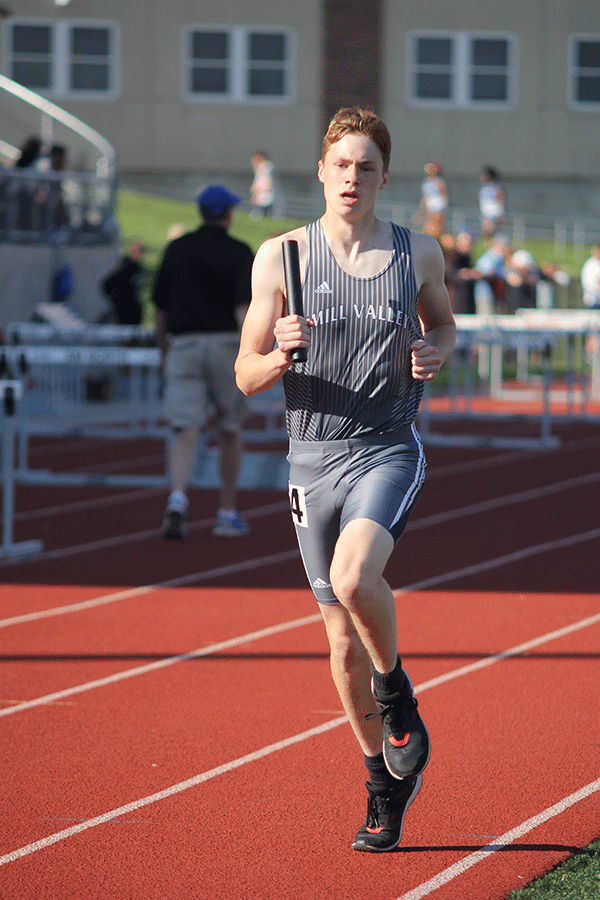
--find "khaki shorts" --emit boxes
[164,332,247,432]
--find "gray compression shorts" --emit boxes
[287,424,426,604]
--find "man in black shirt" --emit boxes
[153,185,254,539]
[101,240,144,325]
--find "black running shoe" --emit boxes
[352,775,422,852]
[369,673,430,780]
[162,508,187,540]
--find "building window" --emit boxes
[570,36,600,108]
[407,31,516,109]
[5,18,119,99]
[247,32,287,97]
[184,26,294,103]
[70,26,112,92]
[9,23,53,91]
[189,30,230,94]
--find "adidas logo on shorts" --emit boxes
[312,577,332,589]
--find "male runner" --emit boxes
[235,108,456,851]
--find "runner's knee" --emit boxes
[328,625,368,672]
[329,559,370,611]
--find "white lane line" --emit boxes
[2,609,599,868]
[3,431,597,568]
[2,528,599,717]
[13,488,162,522]
[408,471,600,531]
[9,432,599,540]
[395,778,600,900]
[0,548,299,630]
[0,715,348,866]
[0,500,291,569]
[0,612,322,718]
[0,585,157,630]
[2,464,598,624]
[396,527,600,593]
[415,609,600,694]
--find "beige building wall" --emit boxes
[382,0,600,180]
[1,0,598,194]
[1,0,323,176]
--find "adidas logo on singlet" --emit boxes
[315,281,333,294]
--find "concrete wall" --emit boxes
[0,244,119,335]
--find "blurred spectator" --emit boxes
[533,262,569,309]
[51,264,75,304]
[505,249,541,311]
[167,223,186,242]
[447,229,478,315]
[439,231,456,296]
[474,233,512,314]
[15,136,42,169]
[101,240,144,325]
[250,150,276,217]
[478,166,505,240]
[416,162,448,239]
[35,144,70,235]
[153,184,254,540]
[9,135,42,232]
[580,244,600,309]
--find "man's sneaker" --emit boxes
[352,774,422,852]
[368,673,430,780]
[162,508,187,540]
[212,510,250,537]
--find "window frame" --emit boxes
[568,34,600,110]
[3,17,121,101]
[181,24,296,105]
[406,30,518,110]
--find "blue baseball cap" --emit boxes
[197,184,241,216]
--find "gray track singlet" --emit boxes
[282,220,423,441]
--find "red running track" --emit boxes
[1,420,599,899]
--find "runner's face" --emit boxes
[318,133,387,218]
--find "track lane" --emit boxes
[2,521,599,719]
[4,429,600,579]
[1,595,599,899]
[2,423,599,899]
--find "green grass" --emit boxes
[115,189,308,325]
[505,838,600,899]
[116,188,591,326]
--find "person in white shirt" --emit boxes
[250,151,276,217]
[478,167,505,240]
[581,245,600,309]
[416,161,448,239]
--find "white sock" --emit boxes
[168,491,188,511]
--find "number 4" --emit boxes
[288,484,308,528]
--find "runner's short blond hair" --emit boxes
[321,107,391,173]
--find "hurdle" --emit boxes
[1,379,44,559]
[416,312,600,449]
[2,343,169,488]
[513,308,600,405]
[7,321,157,348]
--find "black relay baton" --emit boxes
[282,240,308,363]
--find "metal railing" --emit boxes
[274,194,600,257]
[0,73,118,245]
